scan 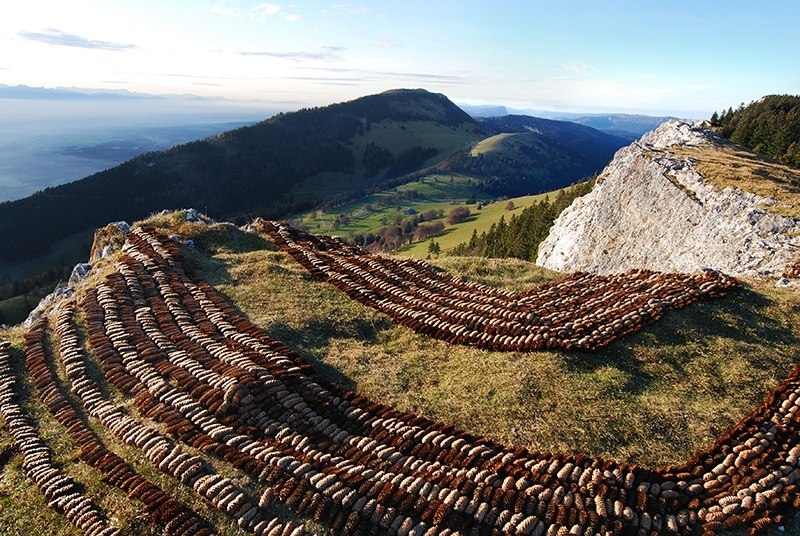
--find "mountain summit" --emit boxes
[0,89,482,263]
[537,120,800,278]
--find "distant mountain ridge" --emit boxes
[437,115,628,196]
[458,102,676,139]
[0,89,625,272]
[565,114,677,140]
[0,84,213,101]
[0,89,481,263]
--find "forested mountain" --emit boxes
[710,94,800,168]
[438,115,627,196]
[0,89,483,263]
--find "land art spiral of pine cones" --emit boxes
[0,226,798,535]
[257,221,740,352]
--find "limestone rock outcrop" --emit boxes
[536,120,800,278]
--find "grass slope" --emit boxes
[295,171,574,259]
[202,233,800,536]
[294,173,487,235]
[1,218,798,534]
[398,193,553,258]
[470,132,515,156]
[198,236,800,469]
[671,139,800,218]
[287,119,483,205]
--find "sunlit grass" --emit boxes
[199,239,800,469]
[670,139,800,218]
[2,219,799,535]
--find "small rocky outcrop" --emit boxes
[536,120,800,278]
[90,221,130,261]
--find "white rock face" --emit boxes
[536,120,800,277]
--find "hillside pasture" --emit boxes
[294,173,488,236]
[469,132,515,156]
[399,192,553,258]
[294,171,566,259]
[286,119,483,205]
[670,140,800,219]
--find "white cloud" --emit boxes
[250,3,282,21]
[212,3,298,23]
[239,45,345,61]
[18,29,137,51]
[211,4,243,17]
[331,4,369,15]
[372,38,393,49]
[562,62,597,77]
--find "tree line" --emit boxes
[0,89,476,265]
[449,179,595,260]
[349,208,448,251]
[438,134,617,197]
[710,95,800,168]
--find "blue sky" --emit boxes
[1,0,797,117]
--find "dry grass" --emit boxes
[668,138,800,218]
[470,132,515,156]
[206,242,800,535]
[3,220,800,535]
[204,241,800,468]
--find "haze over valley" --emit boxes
[0,86,276,200]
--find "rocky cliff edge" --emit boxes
[536,120,800,279]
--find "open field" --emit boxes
[294,173,489,236]
[398,193,553,258]
[295,171,570,259]
[287,119,484,205]
[470,133,515,156]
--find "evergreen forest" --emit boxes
[450,179,594,260]
[710,95,800,168]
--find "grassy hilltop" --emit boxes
[1,213,797,534]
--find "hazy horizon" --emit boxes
[2,1,797,119]
[0,92,276,201]
[0,84,693,202]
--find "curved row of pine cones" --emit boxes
[256,221,740,352]
[0,341,120,536]
[1,225,797,535]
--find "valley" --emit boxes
[0,89,624,325]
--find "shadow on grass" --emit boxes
[561,284,797,392]
[193,235,798,403]
[263,306,395,392]
[639,284,796,349]
[561,348,655,396]
[191,245,393,392]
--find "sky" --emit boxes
[0,0,798,118]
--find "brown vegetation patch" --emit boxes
[258,220,740,352]
[669,139,800,219]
